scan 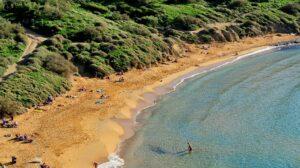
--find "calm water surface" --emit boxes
[123,46,300,168]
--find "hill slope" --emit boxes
[0,0,299,116]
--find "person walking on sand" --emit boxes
[11,156,17,164]
[93,162,98,168]
[187,142,193,153]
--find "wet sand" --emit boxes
[0,34,298,168]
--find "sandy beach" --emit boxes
[0,34,298,168]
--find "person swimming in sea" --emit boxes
[187,142,193,153]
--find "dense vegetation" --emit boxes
[0,0,299,116]
[0,16,27,76]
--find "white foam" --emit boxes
[97,153,124,168]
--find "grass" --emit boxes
[0,69,70,108]
[0,16,27,76]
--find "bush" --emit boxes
[241,20,259,28]
[0,0,4,11]
[280,3,300,16]
[74,27,99,42]
[166,0,195,4]
[106,11,130,21]
[199,34,213,43]
[229,0,248,9]
[0,97,24,117]
[249,0,269,2]
[80,2,108,13]
[121,21,152,36]
[42,3,64,19]
[140,16,159,27]
[43,54,77,78]
[173,15,201,31]
[125,0,154,6]
[206,0,231,5]
[3,0,39,24]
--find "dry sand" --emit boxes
[0,34,298,168]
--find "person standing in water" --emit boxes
[187,142,193,153]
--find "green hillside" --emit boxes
[0,0,299,116]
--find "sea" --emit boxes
[99,45,300,168]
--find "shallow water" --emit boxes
[122,45,300,168]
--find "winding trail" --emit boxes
[0,29,47,82]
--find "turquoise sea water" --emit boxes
[122,46,300,168]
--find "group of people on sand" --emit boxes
[1,116,18,128]
[15,134,33,143]
[5,156,50,168]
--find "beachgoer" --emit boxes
[93,162,98,168]
[11,156,17,164]
[45,95,53,105]
[119,77,125,82]
[11,121,18,128]
[1,118,7,126]
[25,139,33,143]
[40,162,50,168]
[187,142,193,153]
[79,87,87,92]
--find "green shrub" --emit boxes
[120,21,152,36]
[166,0,195,4]
[206,0,231,5]
[199,34,213,43]
[125,0,154,6]
[0,0,4,11]
[140,16,159,27]
[241,20,259,28]
[74,27,100,42]
[172,15,201,31]
[249,0,268,2]
[80,2,108,14]
[229,0,248,9]
[250,0,270,2]
[280,3,300,16]
[0,97,24,117]
[42,2,64,19]
[105,11,130,21]
[43,54,77,78]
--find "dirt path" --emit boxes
[0,29,47,82]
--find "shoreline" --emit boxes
[0,34,298,168]
[99,41,300,167]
